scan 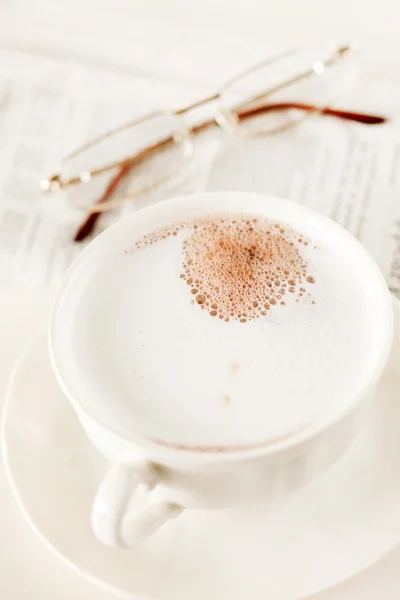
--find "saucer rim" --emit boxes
[2,295,400,600]
[1,329,147,600]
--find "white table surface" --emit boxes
[1,0,400,595]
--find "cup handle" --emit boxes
[91,463,184,548]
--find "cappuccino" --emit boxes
[56,197,385,452]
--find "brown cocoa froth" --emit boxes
[135,215,315,321]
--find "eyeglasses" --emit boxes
[41,43,386,242]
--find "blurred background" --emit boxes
[0,0,399,81]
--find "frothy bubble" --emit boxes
[135,214,316,321]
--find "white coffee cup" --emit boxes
[49,192,393,549]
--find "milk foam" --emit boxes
[136,216,315,322]
[65,211,378,449]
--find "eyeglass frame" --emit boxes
[42,43,357,201]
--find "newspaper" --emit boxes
[0,46,400,299]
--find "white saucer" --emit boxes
[3,299,400,600]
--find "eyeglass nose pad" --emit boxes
[215,105,244,136]
[172,124,194,161]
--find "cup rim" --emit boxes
[49,191,394,463]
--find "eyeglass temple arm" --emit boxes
[237,102,386,125]
[74,162,133,241]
